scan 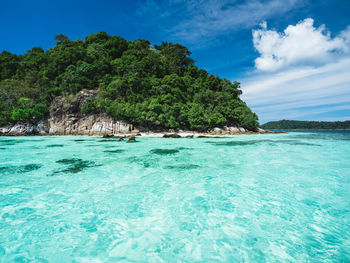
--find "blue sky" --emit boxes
[1,0,350,123]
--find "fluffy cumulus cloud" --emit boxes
[253,18,350,71]
[136,0,302,44]
[242,19,350,123]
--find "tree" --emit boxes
[55,34,68,43]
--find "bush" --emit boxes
[81,97,97,114]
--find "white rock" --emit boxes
[35,121,49,134]
[227,126,240,133]
[0,126,11,134]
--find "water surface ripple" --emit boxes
[0,131,349,262]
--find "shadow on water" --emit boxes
[165,164,200,170]
[104,149,125,153]
[208,139,321,147]
[128,156,159,168]
[0,164,42,174]
[175,147,193,150]
[0,139,24,146]
[150,149,179,155]
[99,139,124,142]
[46,144,64,148]
[52,158,100,175]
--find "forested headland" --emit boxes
[0,32,259,131]
[261,120,350,130]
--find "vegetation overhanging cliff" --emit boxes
[0,32,259,131]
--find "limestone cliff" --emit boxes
[0,90,136,136]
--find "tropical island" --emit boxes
[261,119,350,130]
[0,32,260,136]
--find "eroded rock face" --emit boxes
[36,121,49,134]
[0,115,135,136]
[210,126,246,134]
[10,123,35,135]
[46,89,135,135]
[0,89,137,136]
[0,122,50,136]
[224,126,240,133]
[213,127,223,134]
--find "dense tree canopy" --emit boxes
[0,32,258,130]
[261,120,350,130]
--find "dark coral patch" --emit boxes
[103,149,125,153]
[0,163,42,174]
[175,147,193,150]
[55,158,99,174]
[99,139,119,142]
[46,144,64,148]
[165,164,200,170]
[128,156,159,168]
[150,149,179,155]
[56,158,80,165]
[208,140,260,146]
[20,164,43,172]
[0,139,23,146]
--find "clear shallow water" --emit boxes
[0,131,350,262]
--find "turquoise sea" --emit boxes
[0,131,350,262]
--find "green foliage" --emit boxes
[261,120,350,130]
[81,97,97,114]
[0,31,258,130]
[11,101,48,121]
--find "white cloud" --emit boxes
[136,0,303,44]
[253,18,349,71]
[242,20,350,123]
[241,57,350,123]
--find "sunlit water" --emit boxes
[1,131,350,262]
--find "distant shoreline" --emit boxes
[261,120,350,130]
[266,129,350,131]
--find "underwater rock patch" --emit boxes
[165,164,200,170]
[209,140,260,146]
[0,163,42,174]
[0,139,23,146]
[150,149,179,155]
[103,149,125,153]
[175,147,193,150]
[46,144,64,148]
[54,158,98,174]
[99,139,119,142]
[20,164,43,172]
[128,156,159,168]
